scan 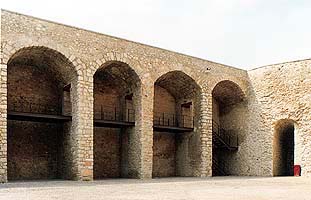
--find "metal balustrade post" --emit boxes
[162,113,165,126]
[168,114,171,126]
[172,115,175,126]
[100,105,103,120]
[114,107,117,121]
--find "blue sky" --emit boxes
[2,0,311,69]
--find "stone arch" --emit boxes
[6,45,80,181]
[273,119,298,176]
[7,46,78,84]
[212,80,246,110]
[95,60,141,87]
[153,66,203,88]
[152,70,201,177]
[155,70,201,99]
[93,60,142,121]
[92,60,142,179]
[2,40,82,72]
[210,78,247,99]
[211,79,247,176]
[91,52,145,83]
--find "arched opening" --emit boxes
[212,80,246,176]
[93,61,140,179]
[153,71,200,177]
[7,47,76,181]
[273,119,295,176]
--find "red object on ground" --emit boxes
[294,165,301,176]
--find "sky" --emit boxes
[1,0,311,69]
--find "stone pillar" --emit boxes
[197,91,213,177]
[127,82,153,179]
[70,76,94,181]
[0,63,7,182]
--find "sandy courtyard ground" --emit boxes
[0,177,310,200]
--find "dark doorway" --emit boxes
[273,120,295,176]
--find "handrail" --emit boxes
[212,158,227,176]
[8,101,62,115]
[8,101,136,123]
[94,105,135,123]
[212,120,239,149]
[153,112,193,128]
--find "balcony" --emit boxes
[94,105,135,128]
[153,112,194,133]
[8,101,71,123]
[7,100,136,128]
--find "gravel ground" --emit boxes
[0,176,310,200]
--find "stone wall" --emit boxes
[248,59,311,176]
[153,85,177,177]
[94,127,121,178]
[8,122,62,180]
[220,100,248,175]
[212,98,220,125]
[154,85,176,116]
[211,80,249,176]
[93,69,124,179]
[7,10,308,182]
[152,133,176,177]
[7,64,62,114]
[7,64,64,180]
[2,10,310,180]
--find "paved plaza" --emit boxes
[0,177,310,200]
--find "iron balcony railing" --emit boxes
[153,112,194,128]
[9,101,135,123]
[94,105,135,123]
[8,101,62,115]
[212,120,239,149]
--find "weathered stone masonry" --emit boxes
[0,10,310,182]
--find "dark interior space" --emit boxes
[273,120,295,176]
[7,47,74,181]
[93,61,138,179]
